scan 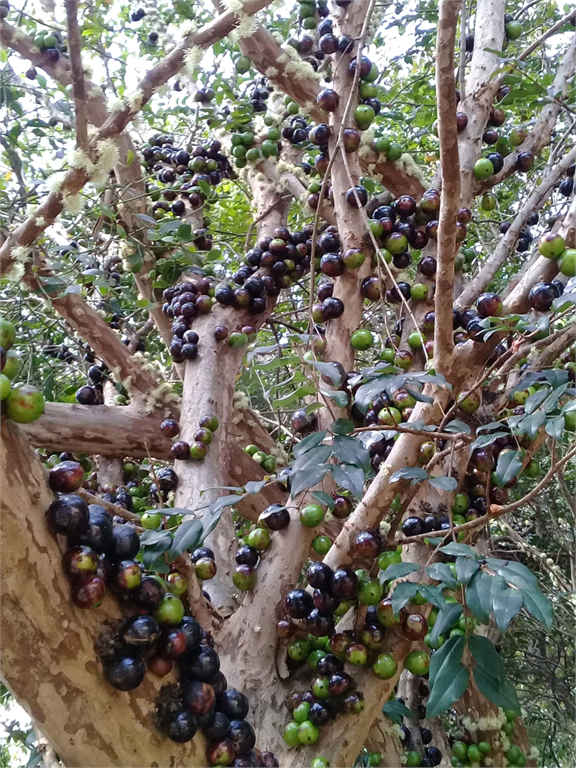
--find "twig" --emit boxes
[517,9,576,62]
[458,0,467,99]
[397,444,576,544]
[64,0,89,152]
[77,489,142,525]
[433,0,462,375]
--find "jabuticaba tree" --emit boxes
[0,0,575,766]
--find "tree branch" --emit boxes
[64,0,89,152]
[456,144,576,308]
[433,0,462,375]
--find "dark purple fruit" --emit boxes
[46,495,90,536]
[171,440,191,460]
[346,186,368,208]
[354,530,383,559]
[186,647,220,683]
[122,614,160,648]
[306,609,335,637]
[207,738,235,766]
[285,589,314,619]
[328,671,353,696]
[204,711,231,741]
[317,654,344,676]
[332,495,353,519]
[78,508,114,555]
[71,576,106,608]
[165,710,198,743]
[104,655,146,691]
[111,524,140,560]
[49,461,84,493]
[184,680,216,716]
[401,517,425,537]
[306,562,333,591]
[235,545,259,567]
[321,297,345,319]
[229,719,256,756]
[75,386,98,405]
[136,575,166,610]
[308,701,331,727]
[62,545,99,578]
[216,689,249,720]
[528,282,555,312]
[331,567,359,598]
[321,252,345,277]
[158,628,188,659]
[317,88,339,112]
[476,292,503,318]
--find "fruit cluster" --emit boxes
[45,460,276,765]
[141,136,231,224]
[160,413,220,463]
[0,318,45,423]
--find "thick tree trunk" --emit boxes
[0,419,206,768]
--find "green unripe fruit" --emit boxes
[351,329,374,350]
[358,579,382,605]
[473,158,495,179]
[154,594,184,625]
[502,720,515,736]
[481,193,497,211]
[372,653,398,679]
[379,348,395,363]
[235,56,251,73]
[0,374,11,401]
[293,702,310,724]
[311,759,330,768]
[2,350,20,379]
[300,504,325,527]
[406,751,423,768]
[506,20,523,40]
[505,746,523,765]
[298,720,319,745]
[0,318,16,351]
[387,142,403,161]
[373,136,391,154]
[246,527,271,550]
[410,283,428,300]
[287,638,309,661]
[452,493,469,514]
[312,535,331,555]
[228,332,248,348]
[467,744,481,762]
[246,148,261,163]
[452,742,468,760]
[478,741,491,754]
[504,709,518,721]
[141,512,162,530]
[559,248,576,277]
[307,649,326,671]
[261,140,278,158]
[404,650,430,675]
[283,721,301,747]
[378,548,402,571]
[407,331,423,349]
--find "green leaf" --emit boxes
[429,475,458,492]
[414,583,446,608]
[153,507,193,517]
[468,635,506,686]
[320,389,349,407]
[331,463,365,497]
[440,542,479,558]
[470,432,509,450]
[426,663,469,719]
[293,431,327,458]
[426,563,458,589]
[382,700,414,724]
[126,149,134,166]
[494,449,522,487]
[244,480,267,494]
[455,556,480,585]
[169,519,203,556]
[331,417,355,435]
[379,562,421,581]
[430,603,463,645]
[444,420,471,434]
[309,360,345,386]
[492,586,523,632]
[311,491,335,510]
[391,581,419,615]
[332,435,370,469]
[390,466,428,484]
[522,585,553,627]
[290,464,330,497]
[466,571,493,624]
[293,444,333,472]
[545,415,565,439]
[486,559,538,588]
[474,668,520,712]
[428,635,465,688]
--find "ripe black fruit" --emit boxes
[111,524,140,560]
[331,567,358,598]
[185,647,220,683]
[529,282,556,312]
[204,711,231,741]
[49,461,84,493]
[122,614,160,648]
[285,588,314,619]
[216,688,250,720]
[165,710,198,743]
[183,680,216,715]
[401,516,425,537]
[104,655,146,691]
[259,504,291,531]
[235,545,259,567]
[78,507,114,555]
[317,654,344,676]
[46,495,90,536]
[229,719,256,756]
[306,562,333,591]
[306,609,334,637]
